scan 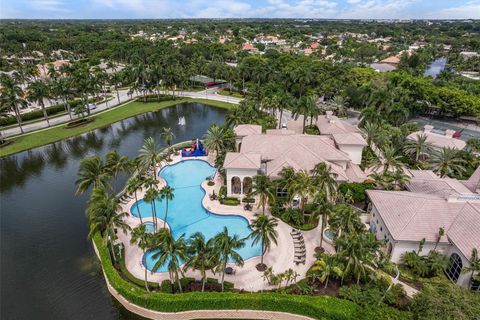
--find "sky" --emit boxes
[1,0,480,20]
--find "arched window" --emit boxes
[242,177,252,195]
[231,177,241,194]
[446,253,463,282]
[238,142,242,152]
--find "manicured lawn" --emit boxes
[0,98,235,158]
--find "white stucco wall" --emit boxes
[225,168,259,197]
[336,144,364,165]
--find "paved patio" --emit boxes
[116,153,334,292]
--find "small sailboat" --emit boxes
[178,116,186,125]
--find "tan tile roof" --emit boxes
[367,190,462,243]
[462,166,480,193]
[234,124,262,137]
[345,163,368,182]
[265,129,296,135]
[315,115,360,135]
[332,133,367,146]
[447,203,480,259]
[380,56,400,65]
[407,131,466,150]
[408,177,473,198]
[223,152,261,170]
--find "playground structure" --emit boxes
[182,138,208,157]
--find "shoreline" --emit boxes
[0,98,235,158]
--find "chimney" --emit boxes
[445,129,455,138]
[423,125,433,133]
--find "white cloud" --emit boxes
[29,0,70,12]
[338,0,418,19]
[346,0,361,3]
[425,1,480,19]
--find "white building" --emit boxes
[366,168,480,289]
[223,120,367,197]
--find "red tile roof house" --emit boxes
[366,167,480,289]
[223,120,368,197]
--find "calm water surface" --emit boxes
[0,102,227,320]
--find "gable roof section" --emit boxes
[234,124,262,137]
[223,152,261,170]
[447,203,480,259]
[332,133,367,146]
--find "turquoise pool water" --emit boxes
[131,160,262,272]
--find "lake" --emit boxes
[424,57,447,78]
[0,102,227,320]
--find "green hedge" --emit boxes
[220,197,240,206]
[136,94,178,103]
[93,233,410,320]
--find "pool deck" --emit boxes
[117,153,335,292]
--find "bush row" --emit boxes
[93,233,410,320]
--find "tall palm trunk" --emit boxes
[64,97,72,119]
[278,109,284,129]
[201,271,206,292]
[175,269,183,293]
[152,202,158,232]
[143,249,150,292]
[221,260,227,291]
[261,238,265,265]
[319,213,326,249]
[13,105,24,133]
[164,200,168,228]
[40,101,50,126]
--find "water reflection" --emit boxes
[0,102,226,320]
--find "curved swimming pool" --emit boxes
[130,159,262,272]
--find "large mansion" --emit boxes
[223,113,367,197]
[367,167,480,288]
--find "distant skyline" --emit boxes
[1,0,480,20]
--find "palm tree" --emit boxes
[288,170,316,214]
[313,193,333,251]
[0,74,28,133]
[161,127,175,160]
[292,97,310,134]
[214,227,245,291]
[159,185,174,228]
[362,121,380,147]
[143,185,160,232]
[328,204,362,237]
[429,147,467,178]
[87,186,130,263]
[104,150,130,178]
[433,227,445,251]
[27,79,51,126]
[184,232,216,292]
[151,230,187,293]
[306,95,321,125]
[249,213,279,268]
[52,77,73,119]
[139,137,161,180]
[76,156,110,194]
[250,174,275,215]
[310,253,343,288]
[376,145,405,174]
[130,224,153,292]
[463,248,480,292]
[126,176,144,224]
[311,162,338,202]
[203,124,225,156]
[404,133,433,163]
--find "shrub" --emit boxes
[220,197,240,206]
[241,197,255,203]
[338,182,375,203]
[160,280,173,293]
[339,279,407,309]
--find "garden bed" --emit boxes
[65,118,95,128]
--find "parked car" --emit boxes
[88,103,97,110]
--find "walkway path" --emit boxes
[2,88,242,138]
